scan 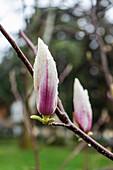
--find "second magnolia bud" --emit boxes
[73,78,92,133]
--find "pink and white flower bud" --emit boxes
[34,38,59,116]
[73,78,92,133]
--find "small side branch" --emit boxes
[19,30,37,56]
[50,122,68,127]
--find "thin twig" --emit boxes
[50,122,66,127]
[1,24,113,161]
[19,30,37,56]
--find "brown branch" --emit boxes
[0,24,33,76]
[19,30,37,56]
[59,111,109,170]
[55,108,113,161]
[1,24,113,161]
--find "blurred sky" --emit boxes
[0,0,113,63]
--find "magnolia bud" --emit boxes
[73,78,92,133]
[34,38,59,116]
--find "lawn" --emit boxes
[0,139,113,170]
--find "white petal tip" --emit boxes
[38,38,43,46]
[74,78,81,87]
[38,37,43,43]
[37,38,49,56]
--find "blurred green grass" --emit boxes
[0,139,113,170]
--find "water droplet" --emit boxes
[88,144,91,147]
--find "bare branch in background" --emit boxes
[9,71,31,133]
[9,70,40,170]
[55,24,87,35]
[59,142,86,170]
[91,2,112,91]
[97,4,113,18]
[9,71,22,101]
[37,18,85,35]
[59,64,73,85]
[26,86,34,101]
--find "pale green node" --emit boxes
[30,115,55,124]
